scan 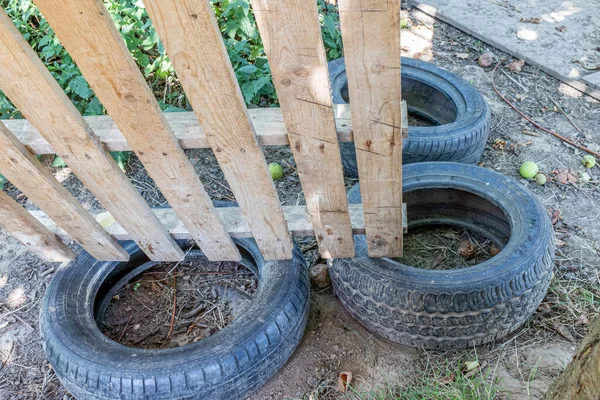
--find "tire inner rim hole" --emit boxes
[395,188,511,270]
[340,76,459,126]
[94,248,259,349]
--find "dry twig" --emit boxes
[491,62,600,158]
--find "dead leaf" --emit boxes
[459,240,478,259]
[0,320,10,330]
[489,244,501,256]
[455,52,470,59]
[520,17,541,24]
[150,282,161,293]
[577,315,589,325]
[508,59,525,72]
[464,360,480,371]
[557,25,567,32]
[464,361,488,379]
[337,371,353,392]
[438,373,455,385]
[492,139,506,149]
[537,302,551,312]
[515,93,528,101]
[555,238,566,248]
[553,324,575,342]
[548,208,562,226]
[556,172,569,184]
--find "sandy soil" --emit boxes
[1,5,599,400]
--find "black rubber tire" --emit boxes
[331,162,554,350]
[329,57,491,178]
[40,238,309,400]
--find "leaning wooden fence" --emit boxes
[0,0,403,263]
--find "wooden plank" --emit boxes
[0,124,128,260]
[338,0,403,257]
[0,9,183,261]
[0,191,75,262]
[3,107,355,154]
[144,0,292,260]
[30,204,407,241]
[34,0,240,262]
[251,0,354,259]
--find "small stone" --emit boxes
[309,264,330,288]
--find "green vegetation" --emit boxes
[347,357,502,400]
[0,0,343,175]
[0,0,343,116]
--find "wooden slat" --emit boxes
[2,107,355,154]
[0,9,183,261]
[251,0,354,259]
[30,204,407,241]
[0,124,128,260]
[144,0,292,260]
[338,0,403,257]
[0,191,75,262]
[34,0,240,262]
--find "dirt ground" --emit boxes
[1,5,600,400]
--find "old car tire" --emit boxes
[329,57,491,178]
[331,162,554,350]
[41,238,309,399]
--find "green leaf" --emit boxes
[236,65,257,75]
[51,155,67,168]
[69,75,93,100]
[110,151,130,173]
[84,96,104,116]
[253,76,271,94]
[0,174,5,190]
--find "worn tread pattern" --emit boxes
[331,57,491,178]
[41,239,309,399]
[332,163,555,350]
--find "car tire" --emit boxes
[331,162,554,350]
[41,238,309,399]
[329,57,491,178]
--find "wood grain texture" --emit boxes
[0,9,182,261]
[30,204,406,241]
[34,0,240,261]
[0,124,128,260]
[3,107,355,154]
[144,0,292,260]
[251,0,354,259]
[338,0,403,257]
[0,191,75,262]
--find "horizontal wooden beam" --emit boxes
[4,106,353,154]
[0,103,408,155]
[30,204,407,243]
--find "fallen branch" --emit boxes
[491,62,600,158]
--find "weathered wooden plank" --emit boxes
[0,124,128,260]
[34,0,240,261]
[2,107,356,154]
[251,0,354,259]
[0,191,75,262]
[338,0,403,257]
[144,0,292,260]
[0,9,182,261]
[30,204,407,241]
